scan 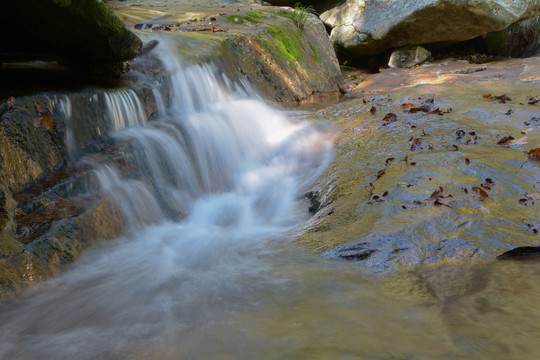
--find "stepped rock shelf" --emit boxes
[0,1,343,295]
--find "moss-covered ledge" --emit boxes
[111,3,344,105]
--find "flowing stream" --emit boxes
[1,36,540,360]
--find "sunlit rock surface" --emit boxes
[299,57,540,272]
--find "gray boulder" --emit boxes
[318,0,540,57]
[388,46,431,68]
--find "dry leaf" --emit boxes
[402,200,425,209]
[409,137,423,151]
[369,106,376,114]
[465,186,489,201]
[377,169,386,179]
[521,128,534,134]
[382,113,397,126]
[385,157,395,165]
[497,136,515,145]
[402,103,414,112]
[526,148,540,161]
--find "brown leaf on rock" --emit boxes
[519,192,540,206]
[404,156,416,166]
[497,135,515,145]
[369,106,376,114]
[527,96,539,105]
[429,186,453,206]
[483,94,492,98]
[481,178,495,190]
[40,113,54,130]
[377,169,386,179]
[527,221,540,234]
[409,137,423,151]
[401,200,426,209]
[465,186,489,201]
[382,113,397,126]
[402,103,414,112]
[385,157,395,165]
[526,148,540,161]
[371,190,389,201]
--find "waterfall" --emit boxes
[0,34,333,360]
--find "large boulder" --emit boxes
[317,0,540,57]
[0,0,142,76]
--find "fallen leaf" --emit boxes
[465,186,489,201]
[497,135,515,145]
[385,157,395,165]
[519,192,540,206]
[527,221,540,234]
[409,137,423,151]
[527,96,539,105]
[404,156,416,166]
[401,200,425,209]
[369,106,376,114]
[402,103,414,112]
[447,145,459,151]
[382,113,397,126]
[465,158,471,165]
[7,96,15,107]
[526,148,540,161]
[429,186,453,206]
[371,190,389,201]
[377,169,385,179]
[210,17,217,21]
[521,128,534,134]
[481,178,495,190]
[39,113,54,130]
[33,100,43,113]
[483,94,492,98]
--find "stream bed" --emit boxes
[1,30,539,360]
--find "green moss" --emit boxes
[246,10,265,20]
[310,44,321,62]
[225,15,245,25]
[276,10,294,19]
[259,24,304,63]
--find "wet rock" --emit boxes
[0,0,142,77]
[117,4,343,105]
[317,0,540,59]
[388,46,432,68]
[299,69,540,271]
[497,246,540,260]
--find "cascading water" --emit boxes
[0,35,333,359]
